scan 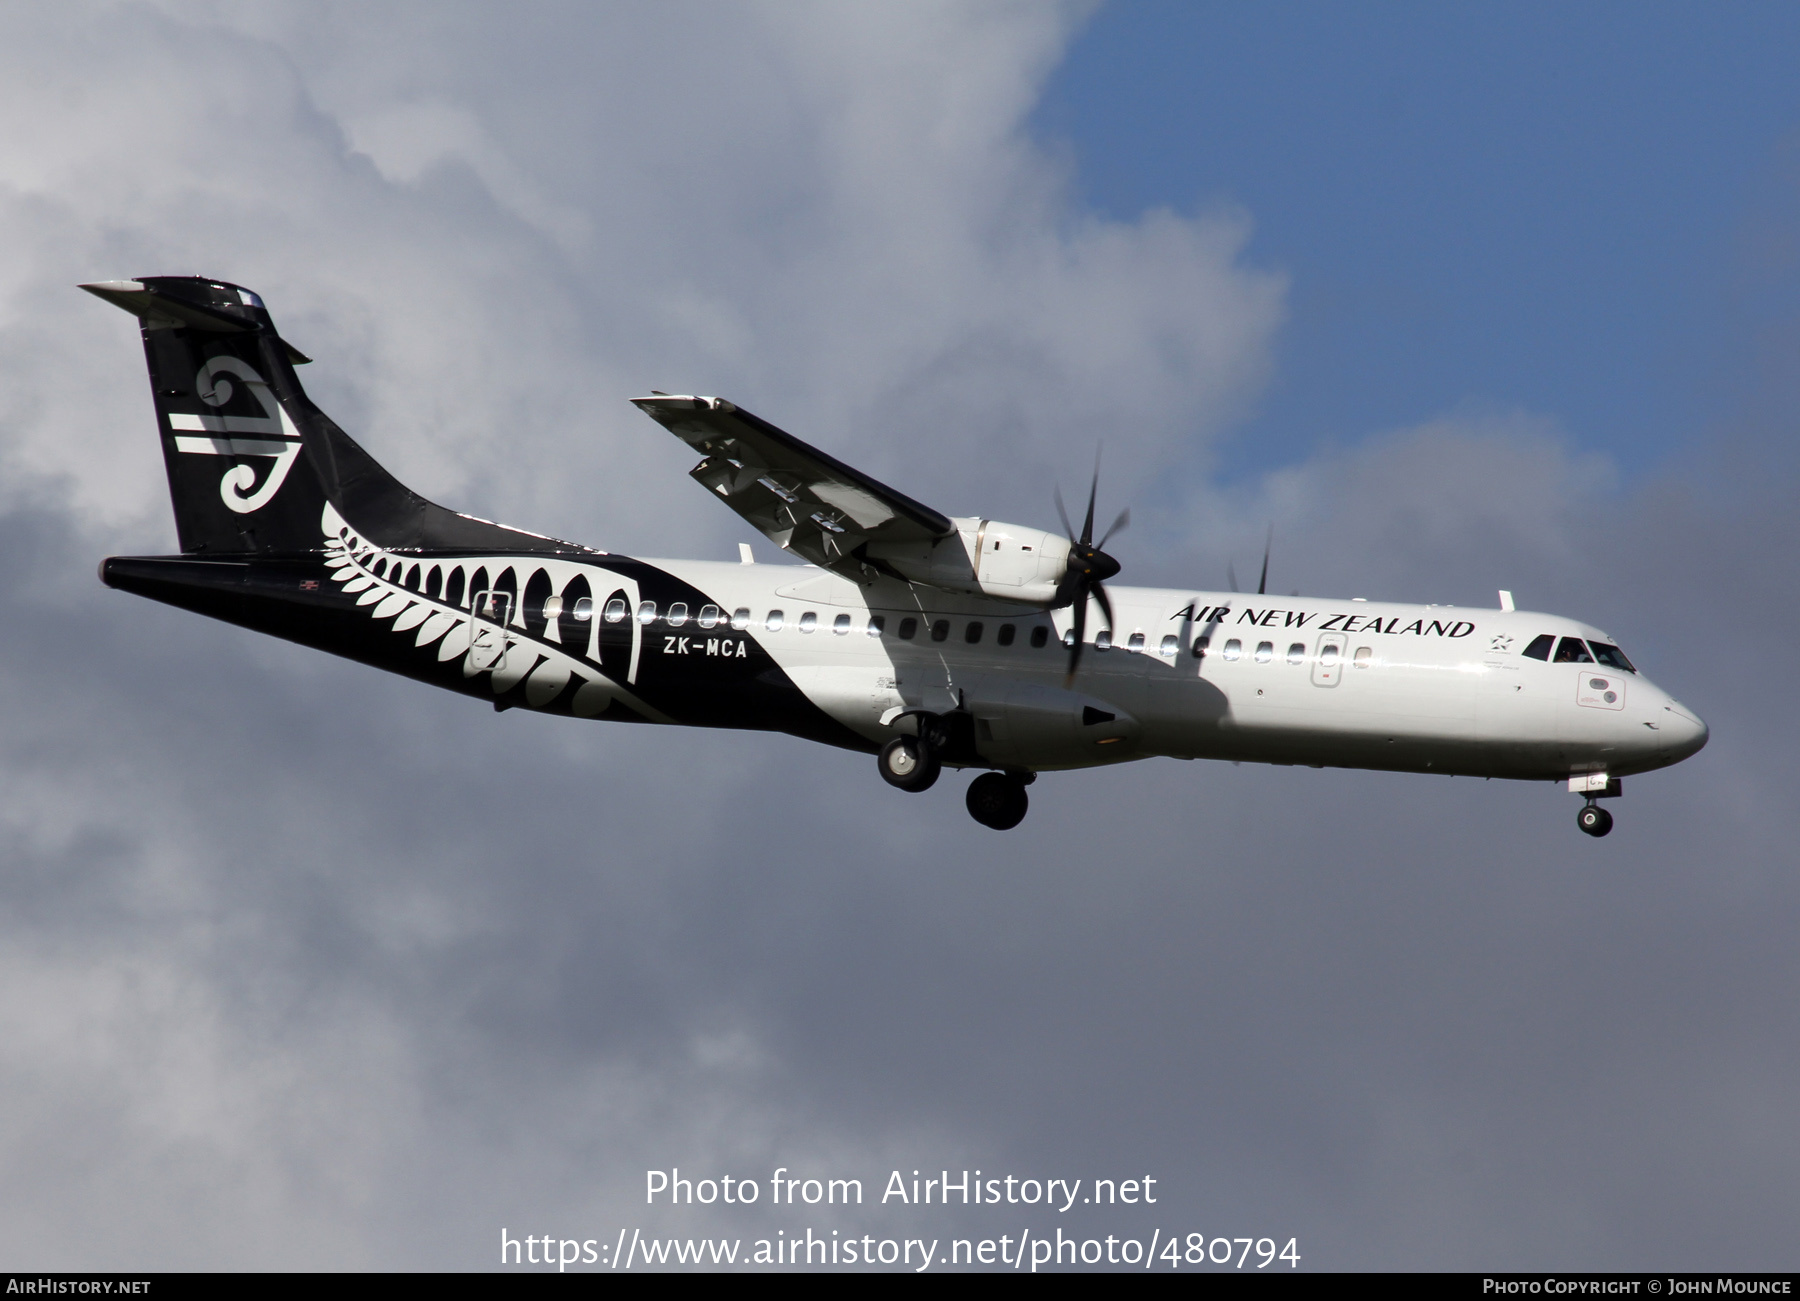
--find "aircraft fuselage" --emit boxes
[102,508,1708,787]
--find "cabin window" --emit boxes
[867,615,885,637]
[1353,646,1372,667]
[571,597,593,622]
[1095,629,1112,651]
[1319,644,1340,666]
[697,604,721,629]
[798,611,818,633]
[731,607,750,630]
[542,595,564,620]
[666,602,690,628]
[603,598,628,623]
[965,621,984,644]
[1553,636,1594,664]
[1287,642,1306,664]
[899,617,918,640]
[636,601,658,625]
[1522,634,1555,660]
[1030,626,1049,648]
[930,619,950,642]
[1254,641,1274,663]
[833,613,852,635]
[1063,629,1077,648]
[1159,634,1178,656]
[1192,635,1210,659]
[1222,638,1242,661]
[1588,641,1636,673]
[765,609,784,631]
[997,624,1016,646]
[1128,632,1147,652]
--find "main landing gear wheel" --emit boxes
[1577,803,1613,838]
[966,772,1029,830]
[879,736,940,792]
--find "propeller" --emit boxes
[1054,461,1129,686]
[1228,527,1274,595]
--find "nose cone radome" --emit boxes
[1663,702,1709,762]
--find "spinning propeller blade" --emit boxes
[1054,462,1127,687]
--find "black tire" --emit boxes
[879,736,940,792]
[1577,804,1613,838]
[966,772,1029,830]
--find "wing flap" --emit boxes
[633,395,953,580]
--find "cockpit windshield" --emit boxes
[1552,637,1593,664]
[1527,633,1637,673]
[1588,641,1636,673]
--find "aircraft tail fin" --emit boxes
[83,277,560,556]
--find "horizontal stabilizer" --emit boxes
[81,280,311,363]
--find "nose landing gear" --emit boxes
[1577,800,1613,838]
[1570,774,1620,838]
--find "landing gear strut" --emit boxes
[966,772,1030,830]
[878,736,940,792]
[1577,800,1613,838]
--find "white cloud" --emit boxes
[0,0,1291,1266]
[0,0,1794,1272]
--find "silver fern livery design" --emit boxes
[84,277,1707,835]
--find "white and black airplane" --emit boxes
[84,276,1707,836]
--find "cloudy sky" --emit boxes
[1,0,1796,1271]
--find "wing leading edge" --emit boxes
[632,394,954,583]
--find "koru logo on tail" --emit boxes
[168,357,304,513]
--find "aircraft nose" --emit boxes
[1661,702,1709,761]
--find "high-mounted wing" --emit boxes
[632,394,954,583]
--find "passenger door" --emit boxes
[470,589,512,671]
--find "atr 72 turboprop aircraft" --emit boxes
[84,276,1707,836]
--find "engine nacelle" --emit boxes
[865,517,1071,605]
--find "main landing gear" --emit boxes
[877,722,1033,829]
[878,736,940,792]
[1577,801,1613,838]
[965,771,1030,831]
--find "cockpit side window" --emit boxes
[1553,636,1594,664]
[1522,634,1555,661]
[1588,641,1636,673]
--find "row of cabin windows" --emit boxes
[1520,634,1636,672]
[590,602,1204,653]
[390,568,1638,677]
[1192,635,1374,667]
[388,561,1182,654]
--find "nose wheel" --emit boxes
[966,772,1029,830]
[1577,801,1613,838]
